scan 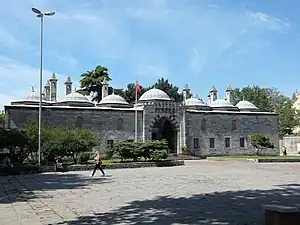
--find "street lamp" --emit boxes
[31,8,55,166]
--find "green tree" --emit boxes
[120,78,192,103]
[231,86,273,111]
[42,126,99,163]
[277,100,300,136]
[0,112,5,128]
[250,133,274,155]
[150,78,192,102]
[78,65,111,102]
[232,86,300,137]
[120,83,148,103]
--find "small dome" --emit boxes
[185,97,206,106]
[139,88,171,101]
[61,92,90,103]
[98,94,128,105]
[236,100,258,110]
[24,88,40,101]
[210,99,235,108]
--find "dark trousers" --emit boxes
[92,163,105,176]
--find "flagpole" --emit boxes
[135,80,138,142]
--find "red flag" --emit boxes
[136,82,141,94]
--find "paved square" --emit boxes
[0,161,299,225]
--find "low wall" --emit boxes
[280,136,300,155]
[257,158,300,163]
[0,160,185,175]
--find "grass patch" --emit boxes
[212,155,300,159]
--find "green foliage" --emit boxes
[277,100,300,136]
[119,78,192,103]
[0,112,5,128]
[120,83,148,103]
[77,152,90,164]
[78,65,111,103]
[250,134,274,149]
[110,140,169,161]
[0,128,30,163]
[150,78,192,102]
[232,86,300,137]
[0,124,99,164]
[42,126,99,163]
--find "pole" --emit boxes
[38,15,44,167]
[134,80,138,142]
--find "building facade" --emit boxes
[4,74,280,156]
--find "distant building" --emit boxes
[4,74,279,156]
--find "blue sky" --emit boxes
[1,0,300,110]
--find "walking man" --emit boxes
[91,151,105,176]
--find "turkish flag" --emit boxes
[136,82,141,94]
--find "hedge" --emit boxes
[108,139,169,161]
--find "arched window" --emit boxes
[117,118,124,130]
[75,116,83,128]
[232,119,237,131]
[201,119,206,130]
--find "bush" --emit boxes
[250,134,274,149]
[111,139,169,161]
[77,152,90,164]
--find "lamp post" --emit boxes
[31,8,55,166]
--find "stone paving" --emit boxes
[0,160,300,225]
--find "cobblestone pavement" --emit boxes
[0,161,300,225]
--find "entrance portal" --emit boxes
[151,117,177,153]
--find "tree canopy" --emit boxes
[120,78,192,103]
[78,65,111,102]
[0,112,5,128]
[77,65,299,137]
[232,85,300,137]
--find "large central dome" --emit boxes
[139,88,171,101]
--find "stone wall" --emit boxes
[186,110,279,156]
[280,136,300,155]
[5,105,143,151]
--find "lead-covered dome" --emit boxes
[62,92,90,102]
[139,88,171,101]
[185,96,211,111]
[24,89,40,101]
[98,94,129,105]
[210,99,235,108]
[11,87,51,106]
[185,97,206,106]
[57,91,94,107]
[236,100,259,111]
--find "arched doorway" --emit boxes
[151,116,177,153]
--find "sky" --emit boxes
[1,0,300,110]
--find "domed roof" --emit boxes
[210,99,235,108]
[185,97,206,106]
[236,100,258,110]
[139,88,171,101]
[24,88,40,101]
[61,91,90,103]
[98,94,129,105]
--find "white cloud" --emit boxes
[0,0,294,101]
[247,11,291,32]
[0,56,79,110]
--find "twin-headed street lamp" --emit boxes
[31,8,55,166]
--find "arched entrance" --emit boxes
[150,116,178,153]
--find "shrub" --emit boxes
[112,139,169,161]
[250,134,274,149]
[77,152,90,164]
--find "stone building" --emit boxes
[4,74,280,156]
